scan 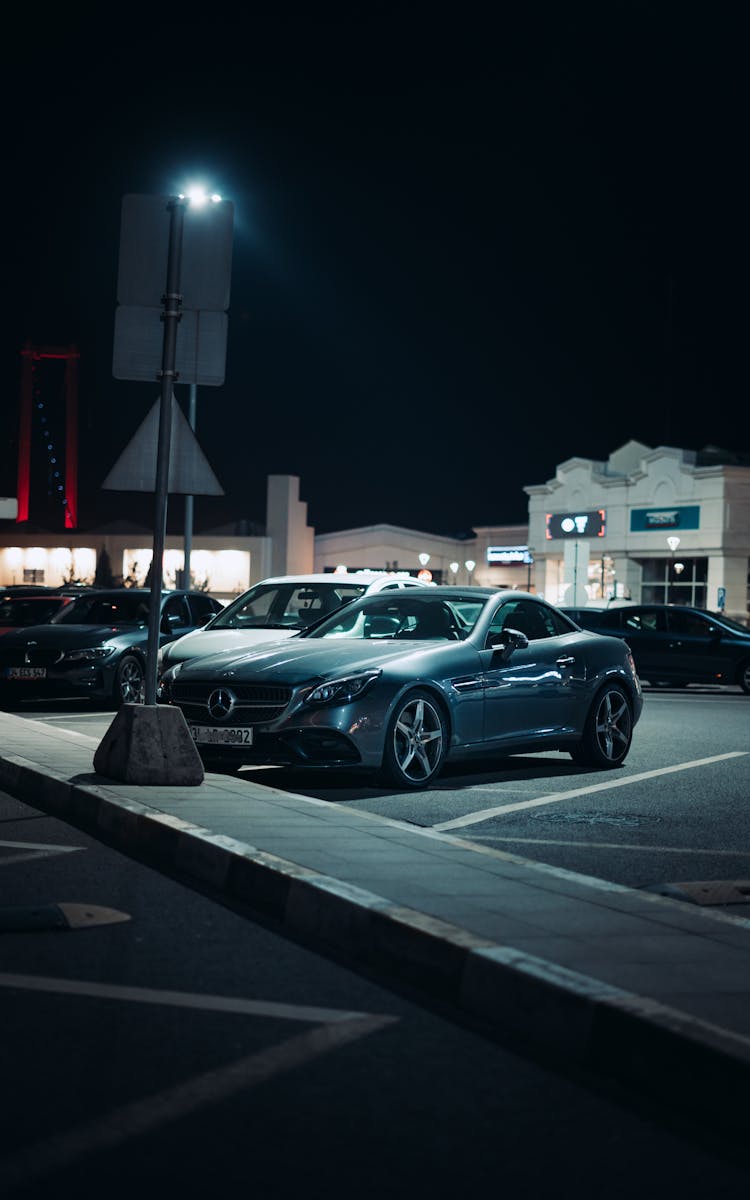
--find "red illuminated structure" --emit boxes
[17,341,79,528]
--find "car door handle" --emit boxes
[451,677,484,693]
[556,656,576,666]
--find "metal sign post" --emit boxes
[144,197,186,706]
[95,189,233,787]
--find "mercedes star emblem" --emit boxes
[207,687,236,720]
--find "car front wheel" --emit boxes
[113,654,145,707]
[569,683,633,768]
[381,689,447,789]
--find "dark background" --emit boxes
[2,3,747,537]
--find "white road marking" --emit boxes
[0,839,83,852]
[0,839,84,866]
[0,1013,395,1190]
[432,752,749,831]
[0,971,381,1024]
[470,835,750,857]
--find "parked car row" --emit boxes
[560,604,750,693]
[0,576,644,788]
[8,574,746,790]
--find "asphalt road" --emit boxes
[3,785,750,1197]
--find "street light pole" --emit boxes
[144,195,186,706]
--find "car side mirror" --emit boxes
[488,627,529,654]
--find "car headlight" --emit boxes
[61,647,116,663]
[306,670,381,706]
[157,661,183,701]
[160,662,183,686]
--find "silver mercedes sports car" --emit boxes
[158,587,643,789]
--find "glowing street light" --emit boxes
[179,186,223,207]
[418,552,431,567]
[465,558,476,584]
[175,182,224,591]
[450,561,459,580]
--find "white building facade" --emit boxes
[524,440,750,621]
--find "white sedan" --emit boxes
[157,572,430,682]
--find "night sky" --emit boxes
[3,4,747,538]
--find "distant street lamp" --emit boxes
[450,561,459,582]
[419,552,430,567]
[465,558,476,585]
[667,536,681,603]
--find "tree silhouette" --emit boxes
[94,545,115,587]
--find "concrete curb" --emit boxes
[2,750,750,1136]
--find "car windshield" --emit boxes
[0,597,69,626]
[210,582,368,631]
[304,593,489,640]
[52,594,152,625]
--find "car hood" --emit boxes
[0,624,139,647]
[164,626,298,662]
[173,636,469,685]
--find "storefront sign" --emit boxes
[546,510,606,539]
[487,545,533,565]
[630,506,700,531]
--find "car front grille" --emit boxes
[171,680,292,726]
[0,647,64,668]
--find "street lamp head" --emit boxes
[179,186,223,207]
[450,561,459,575]
[666,536,681,553]
[464,559,476,572]
[418,553,431,567]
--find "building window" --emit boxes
[637,557,707,607]
[23,568,45,584]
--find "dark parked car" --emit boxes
[0,588,223,707]
[0,592,78,632]
[560,604,750,693]
[159,587,643,787]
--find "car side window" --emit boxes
[542,606,578,636]
[487,600,554,643]
[188,594,220,625]
[161,595,191,630]
[667,610,712,637]
[622,608,666,633]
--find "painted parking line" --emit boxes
[432,752,749,832]
[470,835,750,858]
[0,972,380,1024]
[0,998,394,1190]
[0,839,85,867]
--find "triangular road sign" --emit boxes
[101,395,224,495]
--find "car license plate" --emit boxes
[6,667,47,680]
[190,725,254,746]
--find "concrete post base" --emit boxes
[93,704,204,786]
